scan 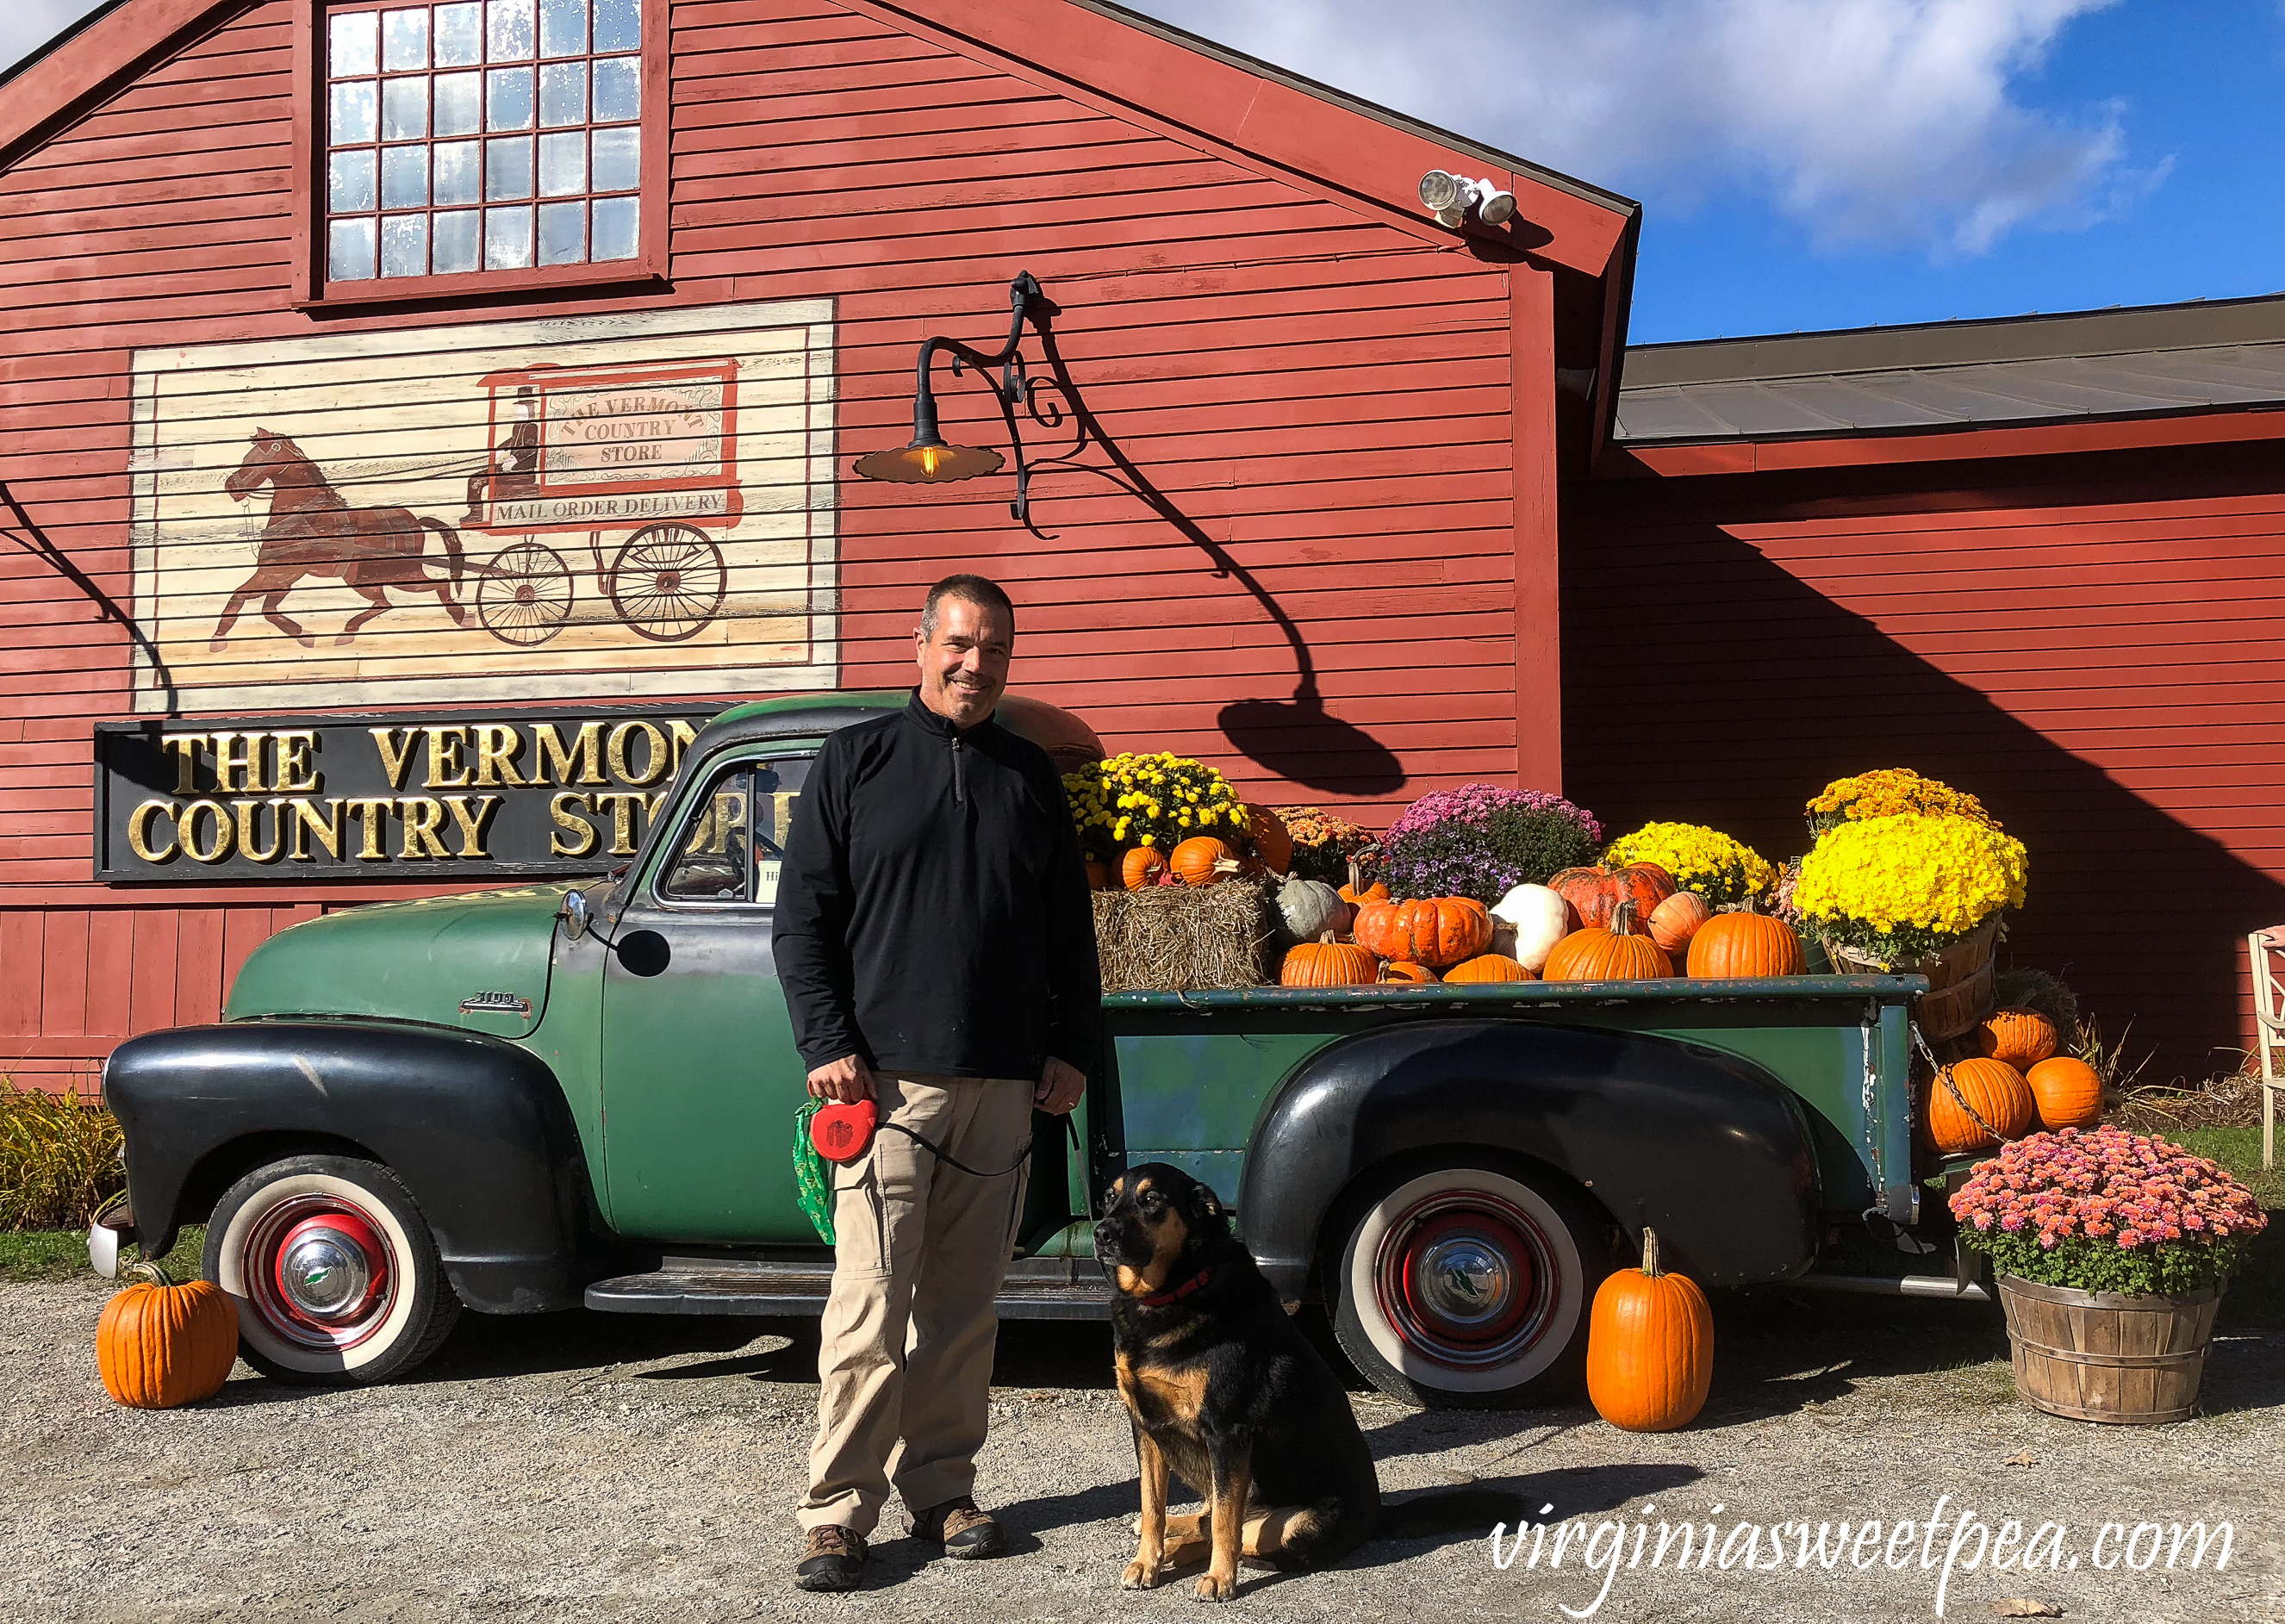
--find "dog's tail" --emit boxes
[1374,1486,1535,1541]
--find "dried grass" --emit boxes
[2113,1067,2270,1133]
[0,1077,124,1230]
[1093,879,1277,993]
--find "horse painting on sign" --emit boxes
[214,430,468,649]
[127,298,839,714]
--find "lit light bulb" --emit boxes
[921,446,943,476]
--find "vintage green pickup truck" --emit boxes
[99,692,1977,1408]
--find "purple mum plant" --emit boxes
[1381,784,1603,905]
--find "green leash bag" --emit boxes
[793,1098,835,1245]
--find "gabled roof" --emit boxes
[1616,294,2285,445]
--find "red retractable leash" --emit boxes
[809,1097,1070,1178]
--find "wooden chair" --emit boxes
[2249,928,2285,1169]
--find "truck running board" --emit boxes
[584,1254,1112,1320]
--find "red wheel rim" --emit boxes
[244,1193,398,1351]
[1373,1188,1562,1371]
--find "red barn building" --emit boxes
[0,0,2277,1086]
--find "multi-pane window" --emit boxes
[323,0,643,283]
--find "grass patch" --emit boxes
[0,1080,124,1229]
[0,1226,205,1285]
[2156,1126,2285,1327]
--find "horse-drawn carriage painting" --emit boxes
[128,298,837,713]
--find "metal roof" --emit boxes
[1615,294,2285,444]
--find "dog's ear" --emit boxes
[1186,1181,1228,1235]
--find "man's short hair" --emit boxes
[919,574,1016,639]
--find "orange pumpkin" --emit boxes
[1542,902,1671,981]
[1921,1058,2035,1154]
[1586,1227,1712,1433]
[1646,891,1712,956]
[1443,953,1534,984]
[1171,836,1241,887]
[1378,960,1439,984]
[1351,897,1494,968]
[1084,860,1113,892]
[1548,862,1678,930]
[1685,911,1804,979]
[2026,1056,2103,1130]
[1339,857,1390,908]
[1977,1008,2058,1068]
[97,1262,239,1409]
[1121,847,1168,891]
[1279,938,1379,987]
[1241,806,1294,875]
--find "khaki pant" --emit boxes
[798,1073,1035,1535]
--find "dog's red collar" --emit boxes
[1137,1266,1212,1308]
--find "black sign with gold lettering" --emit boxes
[95,706,717,882]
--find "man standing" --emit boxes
[772,574,1100,1591]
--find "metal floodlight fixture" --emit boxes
[1416,169,1519,231]
[850,376,1006,484]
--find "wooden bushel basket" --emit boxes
[1997,1275,2221,1424]
[1827,917,1998,1041]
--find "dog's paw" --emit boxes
[1123,1559,1164,1590]
[1192,1572,1236,1603]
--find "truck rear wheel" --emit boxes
[203,1154,461,1385]
[1324,1154,1611,1409]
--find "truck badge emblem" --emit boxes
[459,991,532,1017]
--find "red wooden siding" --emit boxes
[1566,438,2285,1080]
[0,0,1585,1083]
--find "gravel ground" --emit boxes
[3,1279,2279,1624]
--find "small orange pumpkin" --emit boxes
[1586,1227,1712,1433]
[97,1261,239,1409]
[1241,805,1293,875]
[1921,1057,2035,1154]
[2026,1055,2103,1130]
[1443,952,1534,984]
[1543,902,1671,981]
[1339,856,1390,908]
[1378,960,1439,984]
[1121,846,1168,891]
[1171,836,1241,887]
[1646,891,1712,956]
[1977,1008,2058,1068]
[1279,937,1379,987]
[1685,911,1804,979]
[1352,897,1495,968]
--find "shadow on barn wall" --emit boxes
[1565,455,2285,1085]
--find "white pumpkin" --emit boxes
[1491,883,1575,974]
[1275,877,1352,944]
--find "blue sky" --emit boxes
[7,0,2278,344]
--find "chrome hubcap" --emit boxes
[245,1195,395,1350]
[1375,1190,1559,1370]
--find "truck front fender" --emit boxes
[104,1019,593,1313]
[1236,1019,1820,1299]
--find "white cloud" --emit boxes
[3,0,110,80]
[1130,0,2146,257]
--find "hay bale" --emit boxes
[1093,879,1278,992]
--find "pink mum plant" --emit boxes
[1949,1125,2267,1296]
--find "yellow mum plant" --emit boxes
[1600,822,1775,909]
[1792,812,2027,965]
[1062,751,1245,862]
[1805,768,1998,835]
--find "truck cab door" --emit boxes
[599,754,813,1241]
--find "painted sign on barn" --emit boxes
[128,299,837,713]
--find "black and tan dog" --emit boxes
[1094,1160,1384,1601]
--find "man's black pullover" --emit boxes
[772,691,1102,1080]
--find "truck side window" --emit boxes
[655,756,808,906]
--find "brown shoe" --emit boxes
[911,1496,1006,1558]
[794,1524,866,1591]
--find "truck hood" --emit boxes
[226,885,573,1039]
